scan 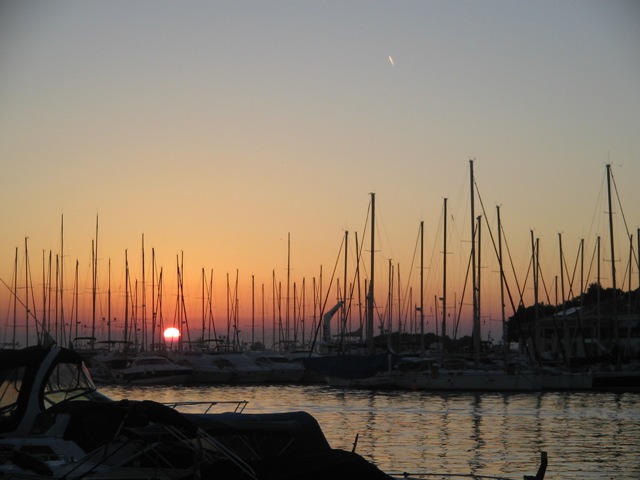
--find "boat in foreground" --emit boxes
[0,345,546,479]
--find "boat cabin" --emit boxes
[0,346,108,436]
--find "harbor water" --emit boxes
[101,385,640,480]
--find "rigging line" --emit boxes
[453,224,474,341]
[502,225,526,312]
[585,237,599,289]
[307,234,344,354]
[490,214,518,315]
[182,262,193,345]
[515,248,533,311]
[363,198,389,332]
[374,199,395,265]
[339,201,371,342]
[620,246,632,291]
[3,257,19,344]
[1,278,49,335]
[585,169,607,253]
[157,268,165,340]
[342,247,362,334]
[421,203,446,337]
[340,235,366,342]
[536,263,568,364]
[561,241,589,346]
[26,250,42,342]
[206,269,218,340]
[474,178,519,315]
[399,225,421,326]
[343,202,371,335]
[537,261,554,307]
[536,261,568,368]
[425,203,444,296]
[562,241,580,300]
[354,201,372,280]
[610,166,632,238]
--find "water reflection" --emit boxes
[101,385,640,480]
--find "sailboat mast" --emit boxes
[531,231,540,351]
[367,192,375,354]
[91,239,96,344]
[209,269,215,341]
[55,256,59,344]
[226,272,231,348]
[477,215,482,349]
[262,282,266,347]
[442,198,447,354]
[124,249,129,345]
[397,263,401,337]
[158,267,164,342]
[25,237,30,346]
[355,232,363,344]
[558,233,566,310]
[73,260,79,342]
[286,233,291,344]
[272,270,276,348]
[579,238,585,309]
[420,220,425,355]
[470,159,480,364]
[47,251,52,344]
[606,164,619,349]
[42,251,46,340]
[234,269,239,348]
[13,247,18,348]
[108,259,111,345]
[141,235,146,351]
[151,248,156,350]
[343,230,348,334]
[497,206,506,357]
[301,277,306,346]
[606,164,617,292]
[60,215,65,347]
[387,259,393,350]
[92,215,98,347]
[628,235,633,313]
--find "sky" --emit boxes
[1,1,639,348]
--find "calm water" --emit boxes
[101,385,640,480]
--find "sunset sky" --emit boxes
[1,1,639,348]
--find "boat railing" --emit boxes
[163,400,248,414]
[193,425,258,479]
[54,406,256,480]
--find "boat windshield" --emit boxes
[43,361,109,408]
[0,365,25,421]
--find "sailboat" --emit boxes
[303,193,402,385]
[320,163,545,391]
[396,174,539,392]
[590,164,640,391]
[524,164,637,391]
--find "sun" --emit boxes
[163,327,181,341]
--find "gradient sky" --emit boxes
[1,1,639,347]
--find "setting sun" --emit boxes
[163,327,181,342]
